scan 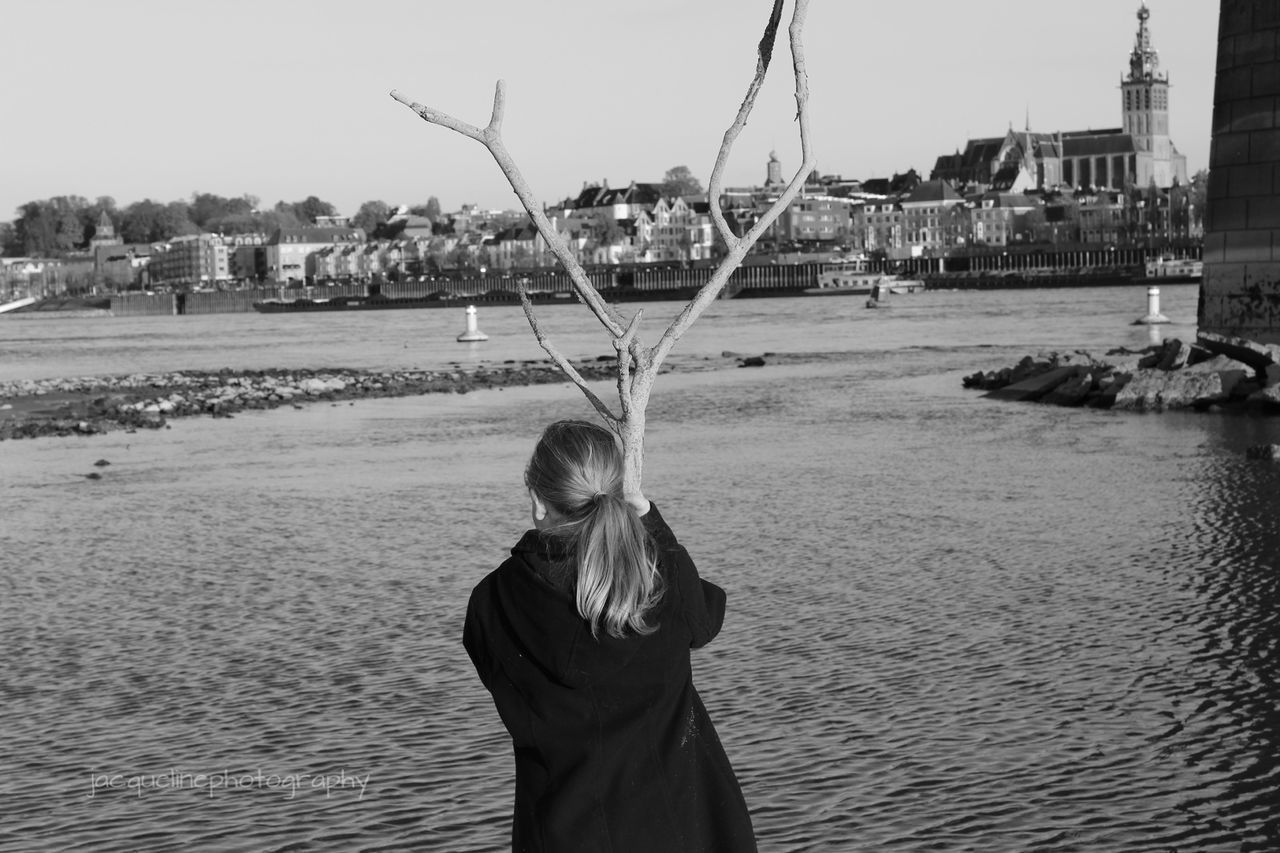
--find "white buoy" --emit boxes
[456,305,489,342]
[1132,286,1170,325]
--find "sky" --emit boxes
[1,0,1220,222]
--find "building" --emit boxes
[647,196,715,262]
[970,191,1040,247]
[855,199,904,256]
[775,195,854,245]
[148,234,229,289]
[263,226,365,284]
[899,180,966,253]
[224,233,267,285]
[932,3,1188,193]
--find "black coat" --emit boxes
[464,503,756,853]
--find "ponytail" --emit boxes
[525,421,662,638]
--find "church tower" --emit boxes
[1121,3,1174,184]
[89,210,121,249]
[765,150,783,187]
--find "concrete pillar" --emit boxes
[1200,0,1280,342]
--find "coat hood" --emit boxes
[487,529,654,689]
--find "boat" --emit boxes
[253,292,459,313]
[252,280,578,313]
[1139,255,1203,283]
[806,269,925,296]
[0,295,38,314]
[251,281,736,314]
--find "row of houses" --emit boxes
[1,169,1202,297]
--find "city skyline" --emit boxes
[2,1,1218,225]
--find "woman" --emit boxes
[463,420,756,853]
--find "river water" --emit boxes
[3,285,1280,852]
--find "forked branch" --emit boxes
[392,0,814,494]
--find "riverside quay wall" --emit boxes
[111,263,818,317]
[112,246,1186,317]
[1200,0,1280,343]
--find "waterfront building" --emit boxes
[381,208,434,241]
[774,195,854,246]
[1075,190,1127,245]
[855,199,904,256]
[263,225,364,284]
[899,180,966,253]
[647,196,715,262]
[488,222,542,269]
[93,245,151,290]
[970,191,1039,248]
[224,233,267,285]
[310,242,365,282]
[147,234,229,289]
[559,181,665,222]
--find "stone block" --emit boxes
[1258,3,1280,29]
[1183,354,1253,394]
[1157,339,1193,370]
[1247,384,1280,408]
[1253,64,1280,98]
[1211,132,1251,169]
[1218,1,1255,40]
[1248,196,1280,229]
[1196,330,1280,371]
[1209,198,1249,232]
[1228,96,1280,133]
[1230,162,1275,195]
[1041,372,1095,407]
[1225,227,1275,260]
[1234,31,1279,67]
[1202,232,1228,264]
[983,366,1081,403]
[1111,369,1231,411]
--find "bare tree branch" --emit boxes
[518,289,619,425]
[391,84,626,339]
[392,0,814,496]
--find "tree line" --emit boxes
[0,167,708,260]
[0,194,444,259]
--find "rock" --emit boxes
[94,459,110,467]
[1180,355,1249,400]
[300,378,329,395]
[1110,368,1233,411]
[1156,339,1193,371]
[984,366,1083,402]
[1246,383,1280,410]
[1196,331,1280,374]
[1042,371,1096,407]
[738,357,766,368]
[1246,444,1280,460]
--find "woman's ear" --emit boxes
[529,489,549,523]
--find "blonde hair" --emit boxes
[525,420,662,638]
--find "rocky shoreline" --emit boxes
[963,330,1280,411]
[0,352,786,442]
[0,361,625,441]
[963,330,1280,458]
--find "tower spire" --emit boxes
[1128,2,1163,83]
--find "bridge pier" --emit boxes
[1200,0,1280,343]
